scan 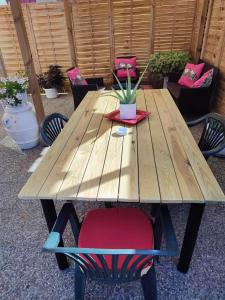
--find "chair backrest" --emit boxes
[198,113,225,156]
[40,113,68,146]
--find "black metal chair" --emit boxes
[187,113,225,159]
[40,113,68,146]
[66,67,104,110]
[43,203,178,300]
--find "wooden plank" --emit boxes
[9,0,45,124]
[136,90,160,202]
[118,125,139,202]
[18,92,95,200]
[161,89,225,202]
[144,90,182,203]
[154,89,204,202]
[39,92,107,200]
[77,97,117,201]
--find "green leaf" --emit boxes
[112,70,126,100]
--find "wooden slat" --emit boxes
[153,90,204,202]
[77,97,117,201]
[144,90,182,202]
[161,89,225,202]
[136,90,160,202]
[38,92,107,199]
[118,124,139,202]
[18,92,95,200]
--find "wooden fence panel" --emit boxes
[71,0,111,78]
[191,0,225,114]
[0,1,197,80]
[154,0,196,52]
[0,6,24,75]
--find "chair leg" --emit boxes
[74,264,86,300]
[141,263,157,300]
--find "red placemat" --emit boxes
[104,109,150,125]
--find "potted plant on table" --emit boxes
[37,65,65,99]
[0,74,39,149]
[111,63,149,120]
[149,51,190,88]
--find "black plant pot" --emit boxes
[149,73,163,89]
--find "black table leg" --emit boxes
[41,199,69,270]
[177,203,205,273]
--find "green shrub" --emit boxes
[149,52,191,76]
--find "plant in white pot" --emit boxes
[37,65,65,99]
[0,75,40,149]
[112,63,149,120]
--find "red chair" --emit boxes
[44,203,178,300]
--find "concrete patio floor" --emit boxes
[1,94,225,300]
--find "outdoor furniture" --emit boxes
[19,89,225,275]
[167,61,219,115]
[187,113,225,159]
[67,68,104,110]
[114,56,140,84]
[40,113,68,146]
[43,203,178,299]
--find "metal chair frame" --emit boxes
[187,113,225,159]
[40,113,68,146]
[43,203,179,300]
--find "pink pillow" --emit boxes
[67,67,88,85]
[115,57,137,78]
[178,63,205,88]
[192,69,214,88]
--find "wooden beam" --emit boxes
[193,0,210,63]
[0,48,7,77]
[9,0,45,124]
[63,0,76,66]
[201,0,214,60]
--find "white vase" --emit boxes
[120,103,136,120]
[2,102,40,150]
[44,88,58,99]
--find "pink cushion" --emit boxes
[178,63,205,88]
[78,208,154,270]
[67,67,88,85]
[115,57,137,78]
[192,69,214,88]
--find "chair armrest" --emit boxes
[202,143,225,158]
[186,115,207,127]
[43,203,80,250]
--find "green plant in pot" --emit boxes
[149,51,190,88]
[37,65,65,99]
[111,63,149,120]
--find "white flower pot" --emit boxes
[163,76,169,88]
[2,102,40,150]
[120,103,136,120]
[44,88,58,99]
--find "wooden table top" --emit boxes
[19,89,225,203]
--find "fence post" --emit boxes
[64,0,76,67]
[9,0,45,124]
[0,49,7,77]
[193,0,210,63]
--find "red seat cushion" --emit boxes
[78,208,154,270]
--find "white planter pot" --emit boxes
[120,103,136,120]
[163,76,169,88]
[2,102,40,150]
[44,88,58,99]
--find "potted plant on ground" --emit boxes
[0,74,39,149]
[37,65,65,99]
[149,51,190,88]
[111,63,149,119]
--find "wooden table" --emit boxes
[19,89,225,273]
